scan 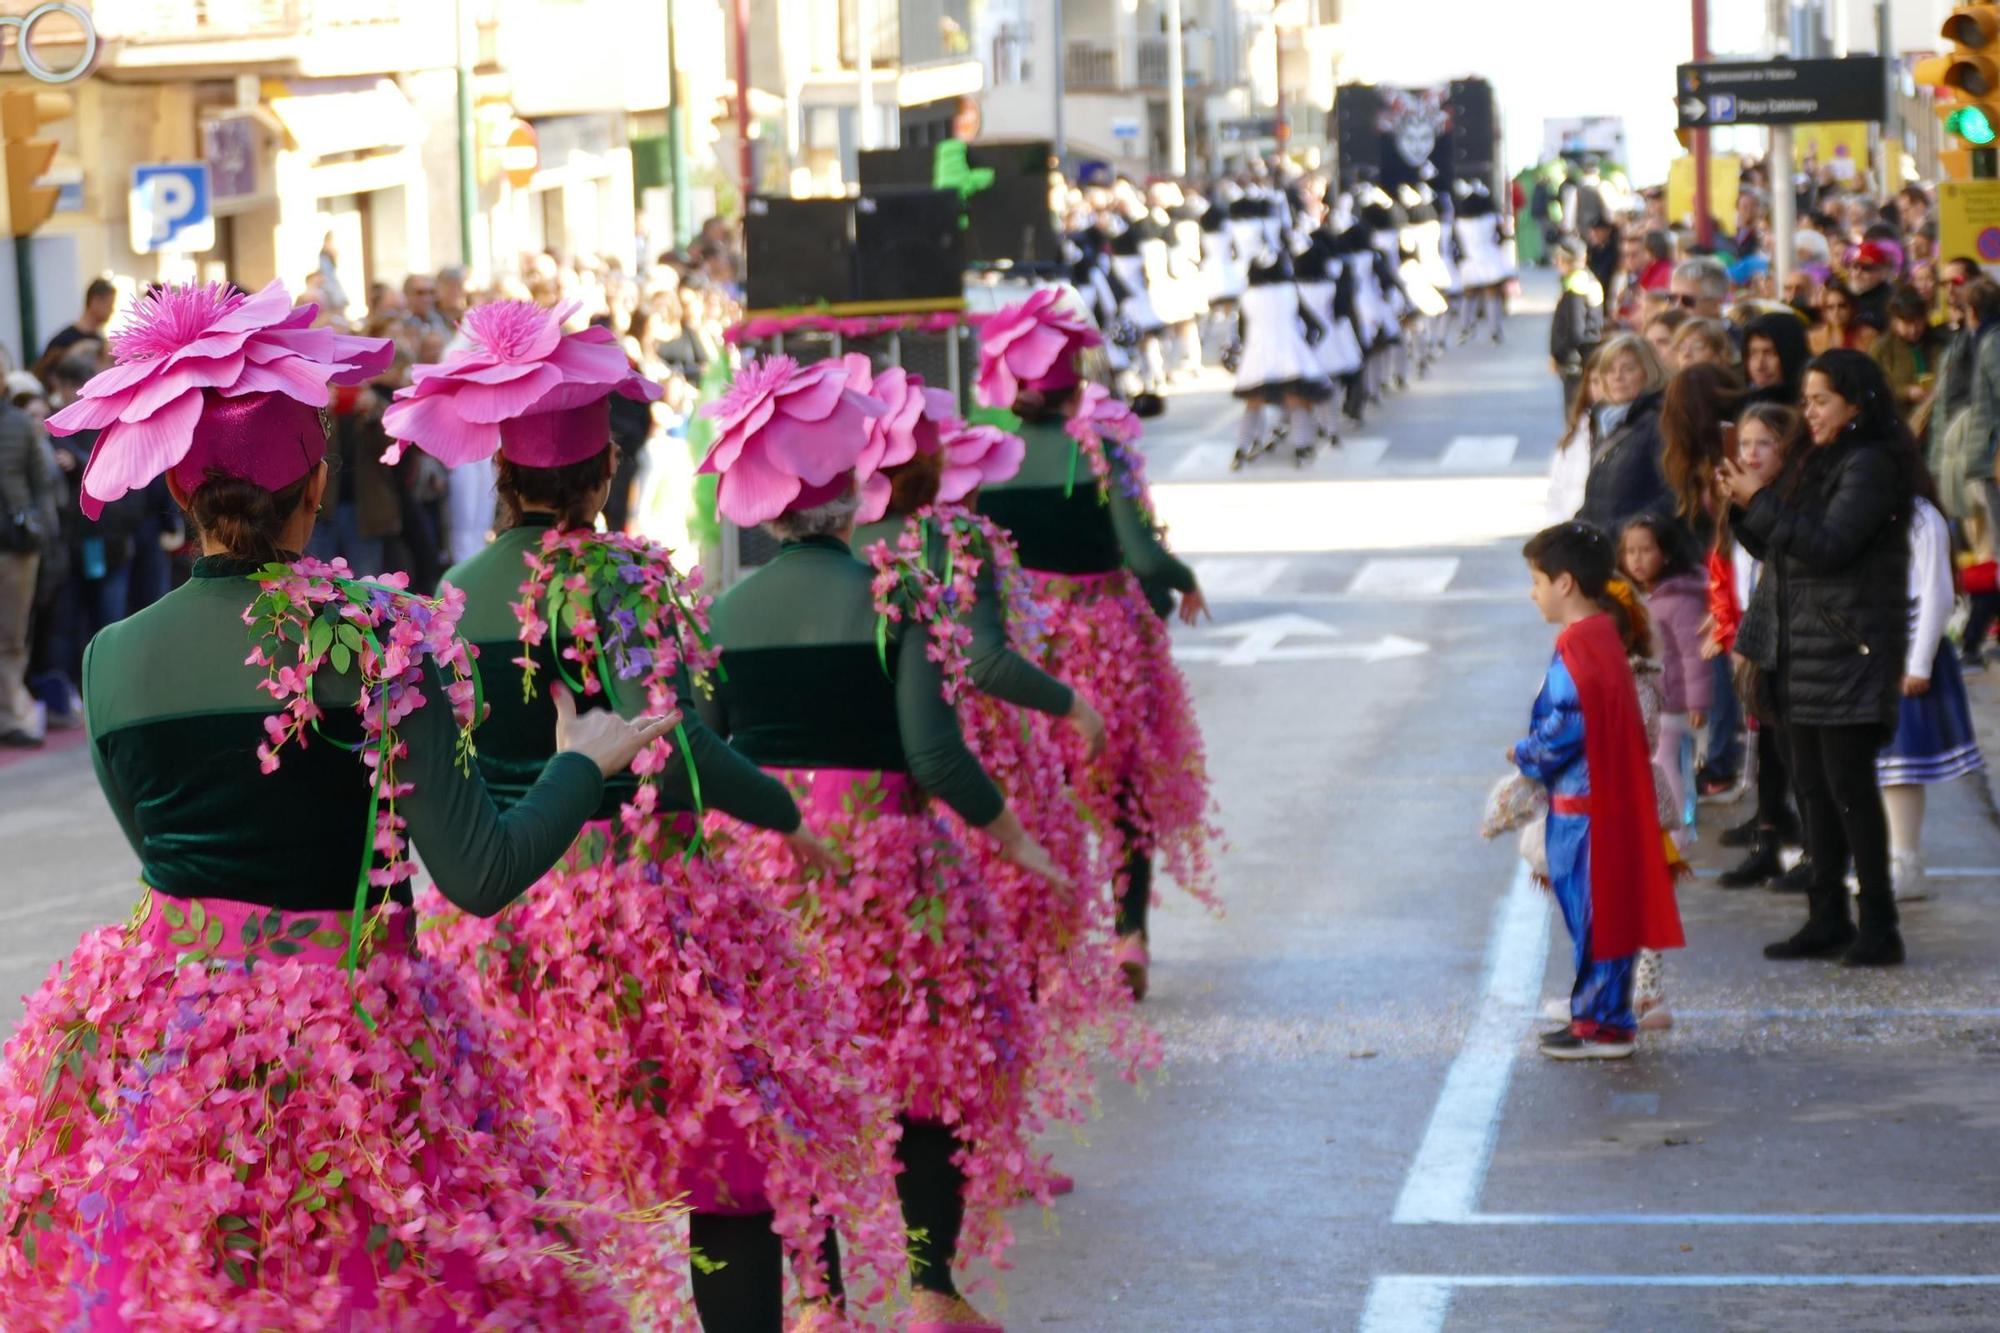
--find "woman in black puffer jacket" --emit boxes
[1720,349,1914,967]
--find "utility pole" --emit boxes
[735,0,753,201]
[1874,0,1896,196]
[1052,0,1067,165]
[1693,0,1714,250]
[857,0,876,154]
[1768,0,1794,289]
[666,0,692,246]
[1165,0,1187,177]
[454,0,477,270]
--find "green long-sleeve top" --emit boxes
[441,514,801,834]
[975,418,1196,591]
[851,513,1074,718]
[699,535,1005,827]
[84,555,605,917]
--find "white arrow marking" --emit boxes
[1188,556,1288,598]
[1681,96,1705,122]
[1440,435,1519,470]
[1174,613,1428,666]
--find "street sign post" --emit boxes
[1675,57,1889,128]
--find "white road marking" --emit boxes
[1440,434,1520,469]
[1186,556,1288,599]
[1168,443,1238,478]
[1151,477,1546,554]
[1361,1274,2000,1333]
[1391,862,1547,1224]
[1325,436,1391,467]
[1174,613,1427,667]
[1349,557,1460,598]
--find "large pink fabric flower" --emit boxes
[697,355,884,527]
[936,419,1026,503]
[381,300,660,467]
[44,280,392,518]
[973,287,1101,409]
[1068,381,1141,445]
[842,354,955,524]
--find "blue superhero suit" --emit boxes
[1513,650,1637,1036]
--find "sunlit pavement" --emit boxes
[6,278,2000,1328]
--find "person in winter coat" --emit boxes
[1551,238,1605,413]
[1741,309,1812,406]
[1719,349,1915,968]
[1577,334,1678,544]
[1619,514,1711,828]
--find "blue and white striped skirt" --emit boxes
[1878,641,1985,785]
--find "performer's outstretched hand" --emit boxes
[1178,585,1212,626]
[553,683,677,778]
[1068,693,1108,759]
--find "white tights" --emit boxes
[1882,784,1926,860]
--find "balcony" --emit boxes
[1062,31,1219,92]
[839,0,975,71]
[81,0,449,74]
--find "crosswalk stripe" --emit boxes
[1169,443,1238,478]
[1440,435,1519,469]
[1348,557,1460,597]
[1187,556,1288,598]
[1325,437,1390,468]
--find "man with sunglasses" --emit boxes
[1668,256,1729,320]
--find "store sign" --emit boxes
[203,116,261,204]
[0,3,97,83]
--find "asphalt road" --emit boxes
[5,277,2000,1331]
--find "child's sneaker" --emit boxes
[1538,1025,1635,1060]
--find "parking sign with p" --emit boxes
[130,163,214,254]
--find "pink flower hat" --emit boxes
[1065,381,1141,445]
[935,419,1026,504]
[43,280,393,518]
[973,286,1102,410]
[381,299,661,468]
[841,352,956,524]
[696,354,885,527]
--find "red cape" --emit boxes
[1558,614,1686,960]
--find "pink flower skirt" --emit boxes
[1023,569,1220,913]
[957,687,1160,1160]
[729,768,1056,1278]
[424,820,904,1318]
[0,891,635,1331]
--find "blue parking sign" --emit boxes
[130,163,214,253]
[1707,94,1737,124]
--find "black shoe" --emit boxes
[1537,1027,1634,1060]
[1841,930,1906,967]
[1763,919,1857,960]
[1293,444,1316,467]
[1719,815,1763,849]
[1717,840,1783,888]
[1768,861,1815,894]
[0,730,43,749]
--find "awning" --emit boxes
[266,78,423,160]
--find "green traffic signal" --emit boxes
[1951,104,1999,145]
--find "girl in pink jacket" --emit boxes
[1620,515,1712,831]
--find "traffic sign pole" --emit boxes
[1693,0,1713,250]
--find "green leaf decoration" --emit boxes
[218,1214,251,1232]
[322,1169,344,1189]
[285,918,320,940]
[188,901,207,931]
[222,1232,258,1252]
[79,1028,97,1056]
[337,623,364,652]
[263,910,283,937]
[305,1151,330,1172]
[167,930,196,946]
[222,1256,248,1287]
[366,1223,388,1252]
[204,918,223,949]
[311,929,346,948]
[329,644,352,675]
[387,1239,406,1273]
[239,918,260,949]
[287,1180,316,1206]
[309,619,333,657]
[268,940,304,957]
[21,1231,35,1266]
[160,902,186,929]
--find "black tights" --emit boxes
[806,1116,968,1314]
[1787,722,1895,931]
[689,1211,783,1333]
[1754,723,1794,834]
[1114,819,1151,939]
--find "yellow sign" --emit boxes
[1791,122,1871,182]
[1666,152,1740,233]
[1938,179,2000,275]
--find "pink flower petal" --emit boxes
[81,388,203,509]
[714,445,803,526]
[227,354,337,405]
[381,393,502,467]
[451,363,563,423]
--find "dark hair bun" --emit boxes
[187,471,312,565]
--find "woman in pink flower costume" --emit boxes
[0,281,671,1329]
[972,288,1220,1001]
[696,353,1068,1333]
[383,301,902,1331]
[845,355,1159,1180]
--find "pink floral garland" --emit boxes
[1062,385,1159,524]
[243,558,479,1001]
[863,513,979,704]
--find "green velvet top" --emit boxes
[850,513,1074,718]
[84,555,605,917]
[700,535,1005,826]
[974,418,1196,591]
[441,514,801,834]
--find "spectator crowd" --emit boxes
[0,222,750,749]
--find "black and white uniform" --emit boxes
[1293,228,1364,381]
[1452,188,1513,289]
[1233,247,1332,405]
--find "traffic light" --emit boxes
[2,89,69,237]
[1918,2,2000,182]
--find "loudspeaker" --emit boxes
[967,139,1051,179]
[1447,79,1497,193]
[858,145,936,189]
[962,175,1057,265]
[854,187,964,302]
[745,196,855,309]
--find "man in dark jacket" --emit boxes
[1550,238,1604,412]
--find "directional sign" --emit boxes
[1675,57,1887,129]
[1174,613,1428,667]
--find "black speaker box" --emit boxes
[853,187,965,302]
[745,196,855,309]
[858,145,936,189]
[967,139,1051,179]
[1448,79,1497,191]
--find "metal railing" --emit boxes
[1063,32,1218,91]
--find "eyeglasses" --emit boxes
[1672,294,1702,309]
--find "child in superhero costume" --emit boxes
[1509,522,1686,1060]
